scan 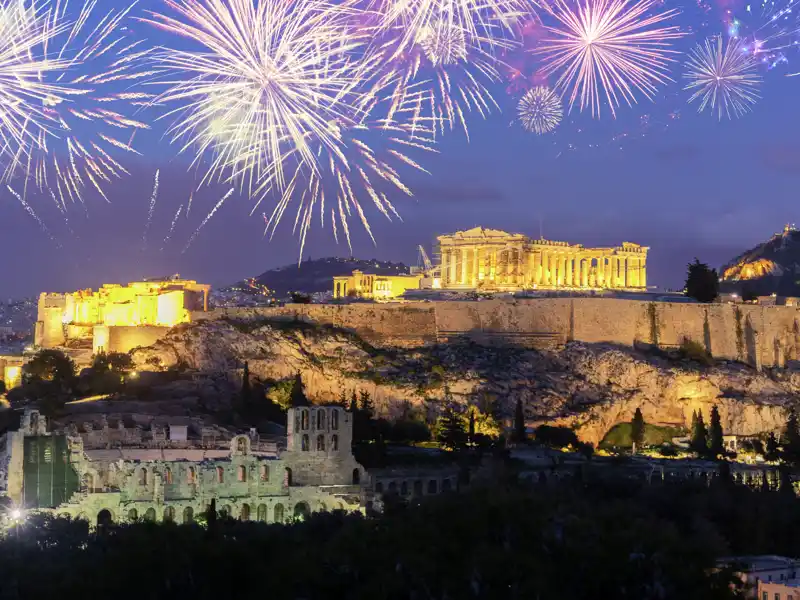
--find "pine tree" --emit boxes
[631,408,645,453]
[240,361,252,408]
[437,404,467,451]
[708,406,725,457]
[690,410,708,456]
[289,372,309,407]
[348,391,358,414]
[784,410,800,464]
[685,259,719,303]
[359,390,375,419]
[766,432,780,461]
[513,398,526,444]
[468,408,476,444]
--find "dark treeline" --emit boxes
[4,472,800,599]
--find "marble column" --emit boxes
[541,252,549,285]
[559,255,567,286]
[574,257,582,288]
[550,253,558,286]
[533,252,542,285]
[450,250,458,285]
[461,248,468,285]
[604,257,613,288]
[641,263,647,289]
[441,249,449,286]
[581,259,589,288]
[566,256,574,286]
[597,257,605,287]
[472,248,479,286]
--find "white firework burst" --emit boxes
[518,86,563,134]
[684,36,761,120]
[416,19,468,66]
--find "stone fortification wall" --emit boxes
[194,299,800,368]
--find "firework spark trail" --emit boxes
[186,191,194,217]
[161,204,184,251]
[145,0,438,251]
[7,185,59,247]
[182,187,234,254]
[142,170,160,249]
[518,86,563,133]
[537,0,686,118]
[685,36,761,119]
[1,1,152,207]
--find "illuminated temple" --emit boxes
[35,277,211,354]
[436,228,649,291]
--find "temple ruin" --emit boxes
[436,227,648,291]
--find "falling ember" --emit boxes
[161,204,184,251]
[142,170,160,250]
[182,188,235,254]
[7,185,59,247]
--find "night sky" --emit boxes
[1,0,799,298]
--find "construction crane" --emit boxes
[418,245,435,274]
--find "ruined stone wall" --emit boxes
[194,299,800,368]
[97,325,172,354]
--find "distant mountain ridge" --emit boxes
[720,224,800,296]
[226,257,412,297]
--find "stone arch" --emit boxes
[336,502,345,511]
[183,506,194,524]
[77,512,89,522]
[284,467,292,487]
[220,504,232,518]
[187,466,197,484]
[316,434,325,451]
[240,503,251,521]
[97,509,113,527]
[427,480,438,494]
[238,465,247,482]
[318,501,327,512]
[139,467,148,486]
[216,466,224,483]
[301,409,309,430]
[294,502,310,520]
[144,507,156,522]
[257,504,267,522]
[332,410,339,430]
[163,506,175,523]
[413,480,423,496]
[401,481,408,495]
[164,467,173,484]
[442,478,452,492]
[331,434,339,451]
[236,436,248,454]
[128,508,138,521]
[274,503,285,523]
[352,468,360,485]
[317,410,326,430]
[260,464,269,481]
[388,481,397,494]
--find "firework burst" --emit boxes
[2,1,152,209]
[146,0,436,250]
[684,36,761,120]
[537,0,685,118]
[417,19,469,66]
[518,86,562,133]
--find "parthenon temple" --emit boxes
[436,228,648,291]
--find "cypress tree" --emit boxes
[690,410,708,456]
[289,372,309,407]
[708,406,725,457]
[468,408,476,444]
[349,391,358,414]
[437,404,467,451]
[513,398,526,444]
[761,471,771,493]
[784,409,800,464]
[631,408,645,453]
[766,432,780,461]
[240,361,252,408]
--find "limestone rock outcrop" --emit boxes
[132,317,800,445]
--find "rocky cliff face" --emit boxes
[132,317,800,445]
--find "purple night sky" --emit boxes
[0,0,799,297]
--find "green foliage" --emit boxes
[0,482,757,599]
[685,258,719,303]
[690,410,709,456]
[91,352,134,374]
[266,378,295,410]
[23,349,75,386]
[600,423,683,449]
[435,404,467,451]
[534,425,579,449]
[783,410,800,465]
[708,406,725,458]
[630,408,645,451]
[679,338,713,366]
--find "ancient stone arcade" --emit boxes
[0,407,368,526]
[437,227,648,291]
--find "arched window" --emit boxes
[317,410,325,430]
[401,481,408,496]
[352,468,360,485]
[301,410,309,430]
[238,465,247,482]
[260,464,269,481]
[187,467,197,484]
[163,506,175,523]
[443,478,452,492]
[216,466,224,483]
[284,467,292,487]
[427,480,438,494]
[128,508,138,521]
[237,437,247,454]
[388,481,397,493]
[240,504,251,521]
[274,503,285,523]
[332,410,339,430]
[97,509,113,527]
[257,504,267,522]
[294,502,310,520]
[331,434,339,451]
[221,505,231,518]
[144,507,156,522]
[413,480,423,496]
[164,468,173,484]
[183,506,194,524]
[375,481,383,493]
[316,435,325,451]
[139,468,148,486]
[301,434,309,451]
